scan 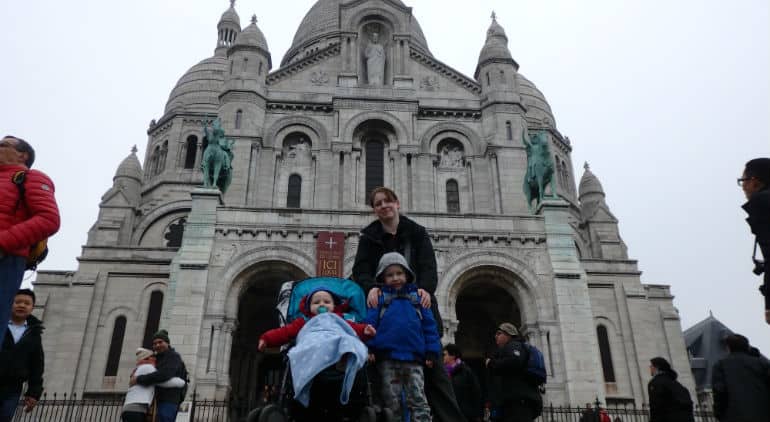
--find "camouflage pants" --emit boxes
[378,360,431,422]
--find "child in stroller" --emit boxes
[250,277,379,422]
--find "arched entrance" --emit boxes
[453,266,523,398]
[229,261,308,418]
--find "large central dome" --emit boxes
[282,0,431,66]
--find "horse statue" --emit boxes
[201,118,235,193]
[522,129,556,212]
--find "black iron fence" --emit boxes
[8,393,717,422]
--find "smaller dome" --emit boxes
[219,4,240,27]
[115,146,143,182]
[475,13,515,77]
[579,163,605,199]
[233,15,269,52]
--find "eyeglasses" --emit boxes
[737,177,754,186]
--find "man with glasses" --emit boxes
[0,135,60,350]
[485,323,542,422]
[738,158,770,324]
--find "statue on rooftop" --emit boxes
[201,118,235,193]
[523,128,555,212]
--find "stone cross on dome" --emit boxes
[584,162,590,171]
[491,11,497,22]
[230,0,236,8]
[131,145,138,154]
[251,14,257,24]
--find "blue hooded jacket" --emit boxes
[365,283,442,362]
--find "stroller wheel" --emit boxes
[246,407,262,422]
[379,407,396,422]
[359,406,377,422]
[258,404,287,422]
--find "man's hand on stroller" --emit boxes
[258,339,267,352]
[364,324,377,337]
[367,287,381,307]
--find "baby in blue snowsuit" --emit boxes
[366,252,442,422]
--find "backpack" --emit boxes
[12,171,49,270]
[178,360,190,402]
[524,342,547,386]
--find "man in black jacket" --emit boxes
[485,323,541,422]
[712,334,770,422]
[353,187,465,422]
[647,357,694,422]
[130,329,187,422]
[0,289,43,422]
[739,158,770,324]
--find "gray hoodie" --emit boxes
[375,252,416,283]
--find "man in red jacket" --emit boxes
[0,136,59,351]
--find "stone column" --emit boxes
[540,198,604,404]
[162,188,222,391]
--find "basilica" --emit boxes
[33,0,694,414]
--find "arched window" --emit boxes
[158,141,168,174]
[446,180,460,213]
[506,121,513,141]
[151,146,160,176]
[142,291,164,349]
[242,57,249,72]
[184,136,198,169]
[229,60,234,75]
[486,72,491,86]
[597,325,616,382]
[235,110,243,130]
[105,316,127,376]
[258,61,263,76]
[365,140,384,200]
[287,174,302,208]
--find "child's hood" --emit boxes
[375,252,416,282]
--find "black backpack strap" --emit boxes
[12,171,27,211]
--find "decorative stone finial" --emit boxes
[230,0,236,8]
[584,162,590,171]
[131,145,138,154]
[251,14,257,24]
[491,11,497,22]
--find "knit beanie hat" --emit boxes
[136,348,154,361]
[153,329,170,344]
[375,252,416,283]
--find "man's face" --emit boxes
[372,192,400,222]
[494,330,512,347]
[0,137,28,166]
[741,171,765,200]
[11,294,34,321]
[152,338,169,353]
[382,264,407,290]
[309,291,335,315]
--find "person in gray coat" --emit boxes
[712,334,770,422]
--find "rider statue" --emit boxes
[522,128,556,212]
[201,118,235,193]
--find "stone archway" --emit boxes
[228,260,308,418]
[451,266,524,398]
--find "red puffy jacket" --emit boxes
[0,165,60,257]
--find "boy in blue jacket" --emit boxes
[366,252,442,422]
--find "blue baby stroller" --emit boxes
[246,277,394,422]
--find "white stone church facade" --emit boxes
[33,0,694,412]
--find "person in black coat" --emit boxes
[485,323,542,422]
[712,334,770,422]
[647,357,694,422]
[130,330,187,422]
[0,289,43,422]
[352,187,465,422]
[444,344,482,422]
[739,158,770,324]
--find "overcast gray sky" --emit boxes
[2,0,768,353]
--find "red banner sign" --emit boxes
[316,231,345,277]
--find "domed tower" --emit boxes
[219,14,271,136]
[215,0,241,57]
[578,163,628,259]
[87,146,143,246]
[475,12,521,107]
